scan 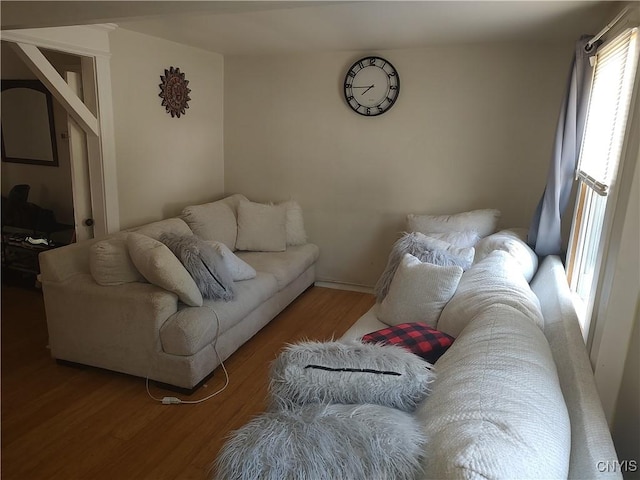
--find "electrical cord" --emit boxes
[146,306,229,405]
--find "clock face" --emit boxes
[344,56,400,116]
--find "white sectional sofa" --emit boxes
[342,252,620,479]
[39,194,319,390]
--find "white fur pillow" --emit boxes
[127,233,203,307]
[89,233,145,285]
[474,228,538,282]
[206,240,257,281]
[407,209,501,238]
[280,199,307,246]
[378,253,464,328]
[427,230,481,248]
[236,200,287,252]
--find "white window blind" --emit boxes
[576,28,639,196]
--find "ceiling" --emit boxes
[1,1,627,56]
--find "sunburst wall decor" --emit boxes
[158,66,191,118]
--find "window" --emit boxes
[567,27,639,335]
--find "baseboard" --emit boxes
[314,281,374,294]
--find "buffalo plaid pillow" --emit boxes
[361,322,455,364]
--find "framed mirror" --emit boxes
[1,79,59,166]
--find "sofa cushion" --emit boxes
[269,340,435,412]
[474,228,538,282]
[160,233,235,301]
[378,253,463,328]
[417,305,571,479]
[181,195,247,250]
[160,272,279,356]
[130,217,193,240]
[89,233,145,285]
[127,233,203,307]
[236,200,287,252]
[237,244,320,290]
[362,323,455,364]
[205,240,257,281]
[437,250,543,337]
[407,208,501,238]
[375,231,474,302]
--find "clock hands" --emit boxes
[353,84,374,95]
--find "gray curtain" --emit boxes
[528,36,598,257]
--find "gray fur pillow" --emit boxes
[159,233,235,301]
[269,340,435,412]
[214,403,426,480]
[375,231,473,302]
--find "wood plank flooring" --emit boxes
[1,284,375,480]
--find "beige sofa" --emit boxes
[342,253,620,479]
[39,194,319,390]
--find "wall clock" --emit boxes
[344,56,400,116]
[158,66,191,118]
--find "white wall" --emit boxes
[225,43,571,286]
[109,28,225,229]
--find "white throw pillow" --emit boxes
[378,253,463,328]
[126,233,203,307]
[236,200,287,252]
[474,228,538,282]
[89,233,145,285]
[407,208,501,238]
[281,199,308,246]
[181,200,238,250]
[205,240,257,281]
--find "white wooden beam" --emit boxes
[10,42,100,137]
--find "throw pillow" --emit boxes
[407,208,501,238]
[180,200,239,250]
[269,339,435,412]
[281,199,308,246]
[160,233,235,301]
[126,233,203,307]
[236,200,287,252]
[474,228,538,282]
[89,233,145,285]
[215,403,426,480]
[205,240,257,281]
[375,232,472,302]
[378,253,464,327]
[362,323,455,364]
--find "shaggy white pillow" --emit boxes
[407,208,501,238]
[126,233,203,307]
[378,253,463,327]
[281,199,308,246]
[205,240,257,281]
[269,340,435,412]
[89,233,145,285]
[474,228,538,282]
[236,200,287,252]
[216,403,427,480]
[427,230,481,248]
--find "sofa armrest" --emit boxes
[42,273,179,379]
[531,256,621,479]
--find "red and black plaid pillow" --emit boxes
[361,323,455,364]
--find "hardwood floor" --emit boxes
[1,283,375,480]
